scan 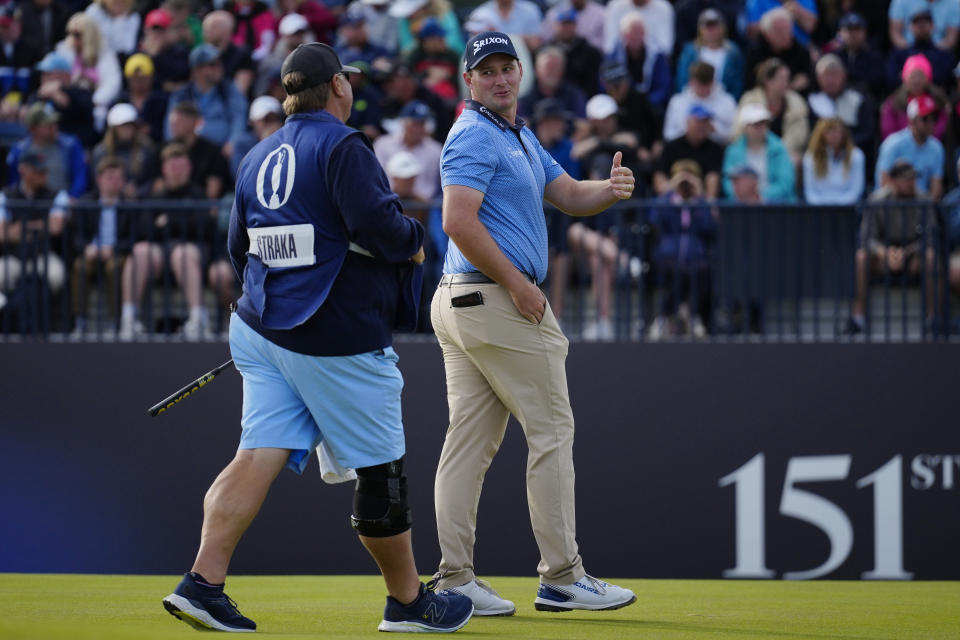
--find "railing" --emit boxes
[0,198,955,343]
[542,199,953,342]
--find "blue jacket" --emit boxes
[167,80,248,147]
[722,132,796,202]
[675,41,745,99]
[228,110,424,356]
[650,193,716,265]
[7,133,88,197]
[605,44,672,108]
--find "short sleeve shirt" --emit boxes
[440,102,565,283]
[875,128,945,193]
[0,188,68,222]
[468,0,543,36]
[889,0,960,46]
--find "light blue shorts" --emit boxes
[229,314,406,474]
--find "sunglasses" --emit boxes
[68,30,83,37]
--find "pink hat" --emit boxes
[901,54,932,83]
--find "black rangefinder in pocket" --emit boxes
[450,291,484,308]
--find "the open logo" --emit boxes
[256,143,296,209]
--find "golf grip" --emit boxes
[148,359,235,417]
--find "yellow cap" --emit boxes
[124,53,155,78]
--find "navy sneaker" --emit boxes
[378,582,474,632]
[162,572,257,632]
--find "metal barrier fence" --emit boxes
[0,198,956,342]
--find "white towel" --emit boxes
[317,440,357,484]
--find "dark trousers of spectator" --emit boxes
[658,259,712,324]
[71,254,121,326]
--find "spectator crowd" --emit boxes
[0,0,958,340]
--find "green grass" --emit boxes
[0,574,957,639]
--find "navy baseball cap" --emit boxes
[418,17,446,39]
[281,43,361,93]
[728,164,758,179]
[533,98,572,122]
[838,12,865,29]
[20,149,48,171]
[556,8,578,23]
[600,60,630,83]
[464,31,518,71]
[0,4,20,25]
[399,100,432,120]
[189,43,221,68]
[341,6,366,25]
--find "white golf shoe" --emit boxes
[534,574,636,612]
[440,578,516,616]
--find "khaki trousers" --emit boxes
[431,280,584,587]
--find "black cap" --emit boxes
[464,31,519,71]
[281,43,361,94]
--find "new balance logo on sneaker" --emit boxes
[534,575,637,612]
[422,600,448,624]
[162,572,256,632]
[378,581,474,632]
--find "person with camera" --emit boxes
[648,159,716,340]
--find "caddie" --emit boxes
[161,42,473,634]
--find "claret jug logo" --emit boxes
[256,143,297,209]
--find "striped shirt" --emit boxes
[440,101,564,283]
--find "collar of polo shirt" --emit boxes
[463,99,526,132]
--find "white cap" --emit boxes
[107,102,138,127]
[585,94,618,120]
[362,0,389,4]
[739,103,772,126]
[278,13,309,36]
[249,95,283,121]
[389,0,429,18]
[386,151,423,179]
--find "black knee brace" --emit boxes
[350,457,412,537]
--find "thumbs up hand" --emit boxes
[610,151,635,200]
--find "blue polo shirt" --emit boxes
[440,100,565,284]
[889,0,960,46]
[875,128,944,193]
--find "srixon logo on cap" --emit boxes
[473,36,510,55]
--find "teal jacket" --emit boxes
[722,131,796,202]
[675,41,745,99]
